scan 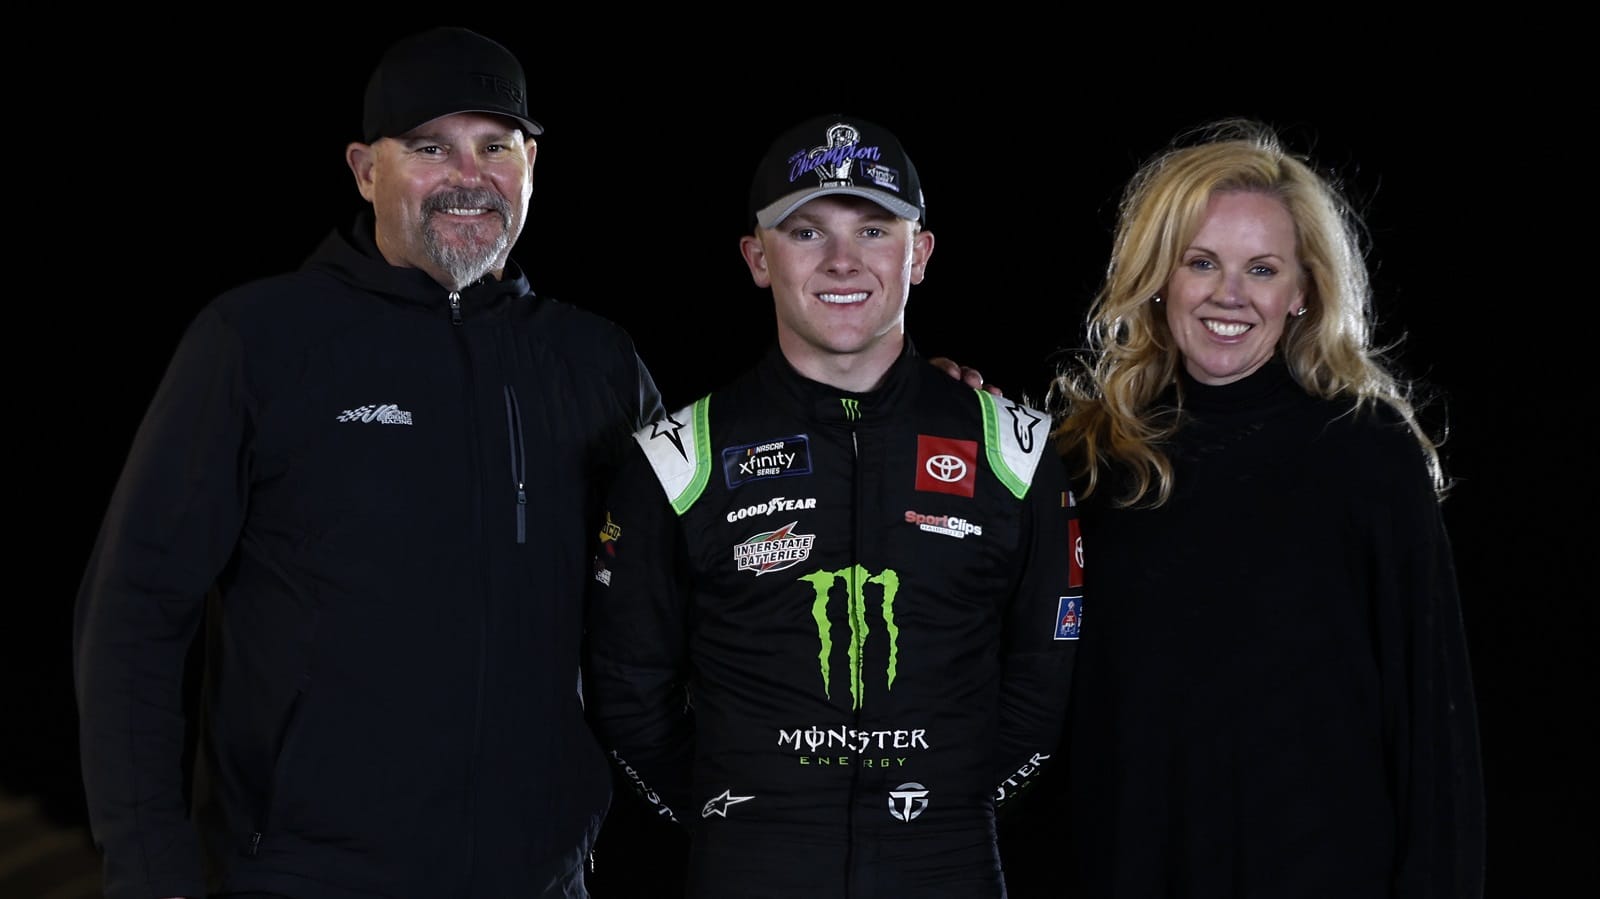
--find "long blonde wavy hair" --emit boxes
[1048,118,1444,508]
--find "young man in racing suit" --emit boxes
[584,114,1083,898]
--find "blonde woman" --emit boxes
[1038,118,1484,898]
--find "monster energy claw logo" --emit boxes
[840,398,861,421]
[799,565,899,709]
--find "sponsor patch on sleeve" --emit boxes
[599,511,622,551]
[1054,595,1083,641]
[592,510,621,586]
[1068,518,1083,588]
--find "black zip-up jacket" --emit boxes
[585,343,1081,898]
[74,213,663,899]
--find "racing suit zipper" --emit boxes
[503,385,528,543]
[449,290,463,325]
[846,423,863,896]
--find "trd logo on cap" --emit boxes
[788,122,886,188]
[472,72,524,105]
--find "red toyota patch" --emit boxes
[915,435,977,497]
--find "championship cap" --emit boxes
[749,114,925,229]
[362,27,544,142]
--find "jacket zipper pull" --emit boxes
[516,482,527,544]
[450,290,463,325]
[248,832,262,856]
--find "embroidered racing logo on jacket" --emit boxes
[336,403,414,425]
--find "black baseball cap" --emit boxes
[361,27,544,142]
[749,114,925,229]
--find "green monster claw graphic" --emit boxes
[800,565,900,709]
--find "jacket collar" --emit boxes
[302,209,535,315]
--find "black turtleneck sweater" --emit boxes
[1006,360,1484,898]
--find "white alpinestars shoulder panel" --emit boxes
[979,392,1049,499]
[633,396,712,516]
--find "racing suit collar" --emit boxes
[759,339,921,427]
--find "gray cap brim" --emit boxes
[756,186,922,229]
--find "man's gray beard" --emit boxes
[425,224,508,290]
[420,188,513,290]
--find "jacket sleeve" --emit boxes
[631,352,665,431]
[992,451,1081,811]
[584,442,695,826]
[73,305,250,899]
[1373,436,1486,898]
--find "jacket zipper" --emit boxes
[503,385,527,543]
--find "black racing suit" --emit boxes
[585,343,1082,898]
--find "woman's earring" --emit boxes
[1292,306,1307,318]
[1152,295,1163,304]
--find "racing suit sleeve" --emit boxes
[992,451,1080,811]
[587,346,665,553]
[584,442,695,826]
[73,306,248,899]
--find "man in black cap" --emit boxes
[582,114,1082,898]
[74,26,662,899]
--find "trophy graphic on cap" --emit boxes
[812,123,861,185]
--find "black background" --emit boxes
[6,18,1590,897]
